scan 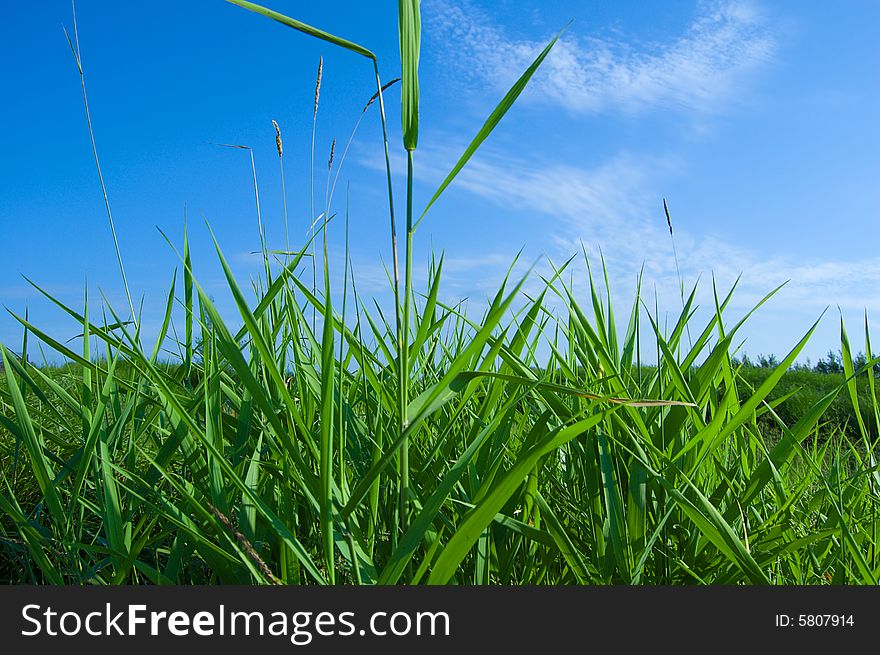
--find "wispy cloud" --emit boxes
[347,2,873,359]
[428,0,776,117]
[384,141,880,324]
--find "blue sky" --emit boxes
[1,0,879,364]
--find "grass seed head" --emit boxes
[663,197,673,236]
[272,119,283,158]
[208,504,282,585]
[363,77,401,112]
[314,56,323,118]
[328,138,336,170]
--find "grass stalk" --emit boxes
[64,2,136,328]
[272,119,290,258]
[310,57,323,333]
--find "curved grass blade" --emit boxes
[416,25,567,229]
[225,0,375,59]
[428,409,614,584]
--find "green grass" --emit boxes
[2,0,880,586]
[736,363,880,444]
[2,258,879,585]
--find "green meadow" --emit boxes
[1,0,879,585]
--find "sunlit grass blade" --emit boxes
[428,410,615,584]
[398,0,420,151]
[224,0,375,59]
[416,25,566,228]
[2,346,65,528]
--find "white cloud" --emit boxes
[354,136,879,365]
[345,2,875,359]
[427,0,776,117]
[391,141,880,348]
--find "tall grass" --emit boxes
[1,0,879,585]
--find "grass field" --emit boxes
[2,0,879,585]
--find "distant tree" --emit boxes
[814,350,844,375]
[757,353,779,369]
[791,357,812,372]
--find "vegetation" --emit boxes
[736,354,880,443]
[2,0,879,585]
